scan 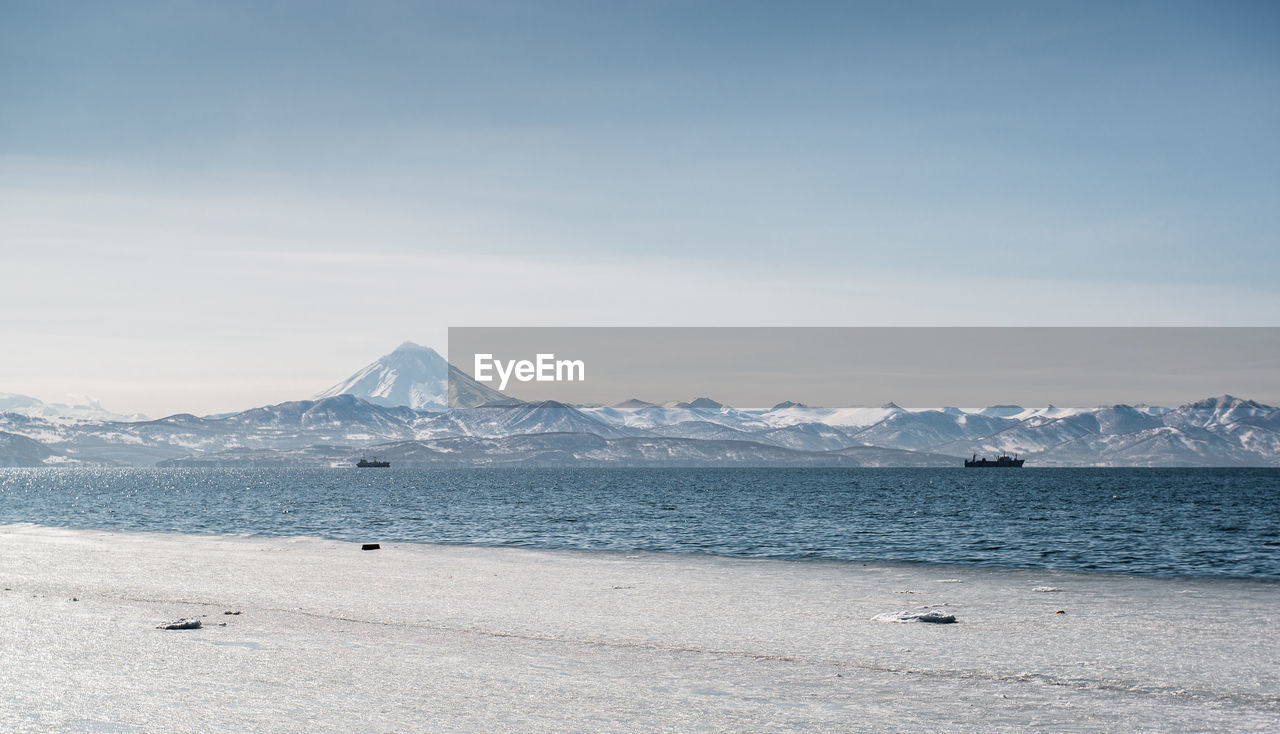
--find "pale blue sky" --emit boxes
[2,1,1277,415]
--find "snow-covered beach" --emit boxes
[2,524,1277,732]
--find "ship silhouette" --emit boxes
[964,453,1024,468]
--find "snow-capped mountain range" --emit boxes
[0,392,147,423]
[1,343,1278,468]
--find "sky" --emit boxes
[2,1,1278,416]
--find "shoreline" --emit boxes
[3,520,1278,585]
[2,523,1278,731]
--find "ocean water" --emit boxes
[1,467,1277,579]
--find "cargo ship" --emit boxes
[356,457,391,468]
[964,453,1024,468]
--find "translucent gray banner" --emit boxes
[447,327,1279,409]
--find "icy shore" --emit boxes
[1,524,1277,731]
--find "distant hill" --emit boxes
[0,392,147,422]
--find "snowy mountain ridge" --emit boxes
[2,392,1276,468]
[1,341,1276,468]
[0,392,147,423]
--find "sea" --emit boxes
[1,467,1277,579]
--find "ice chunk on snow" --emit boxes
[872,609,957,624]
[156,617,201,630]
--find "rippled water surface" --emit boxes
[1,467,1277,578]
